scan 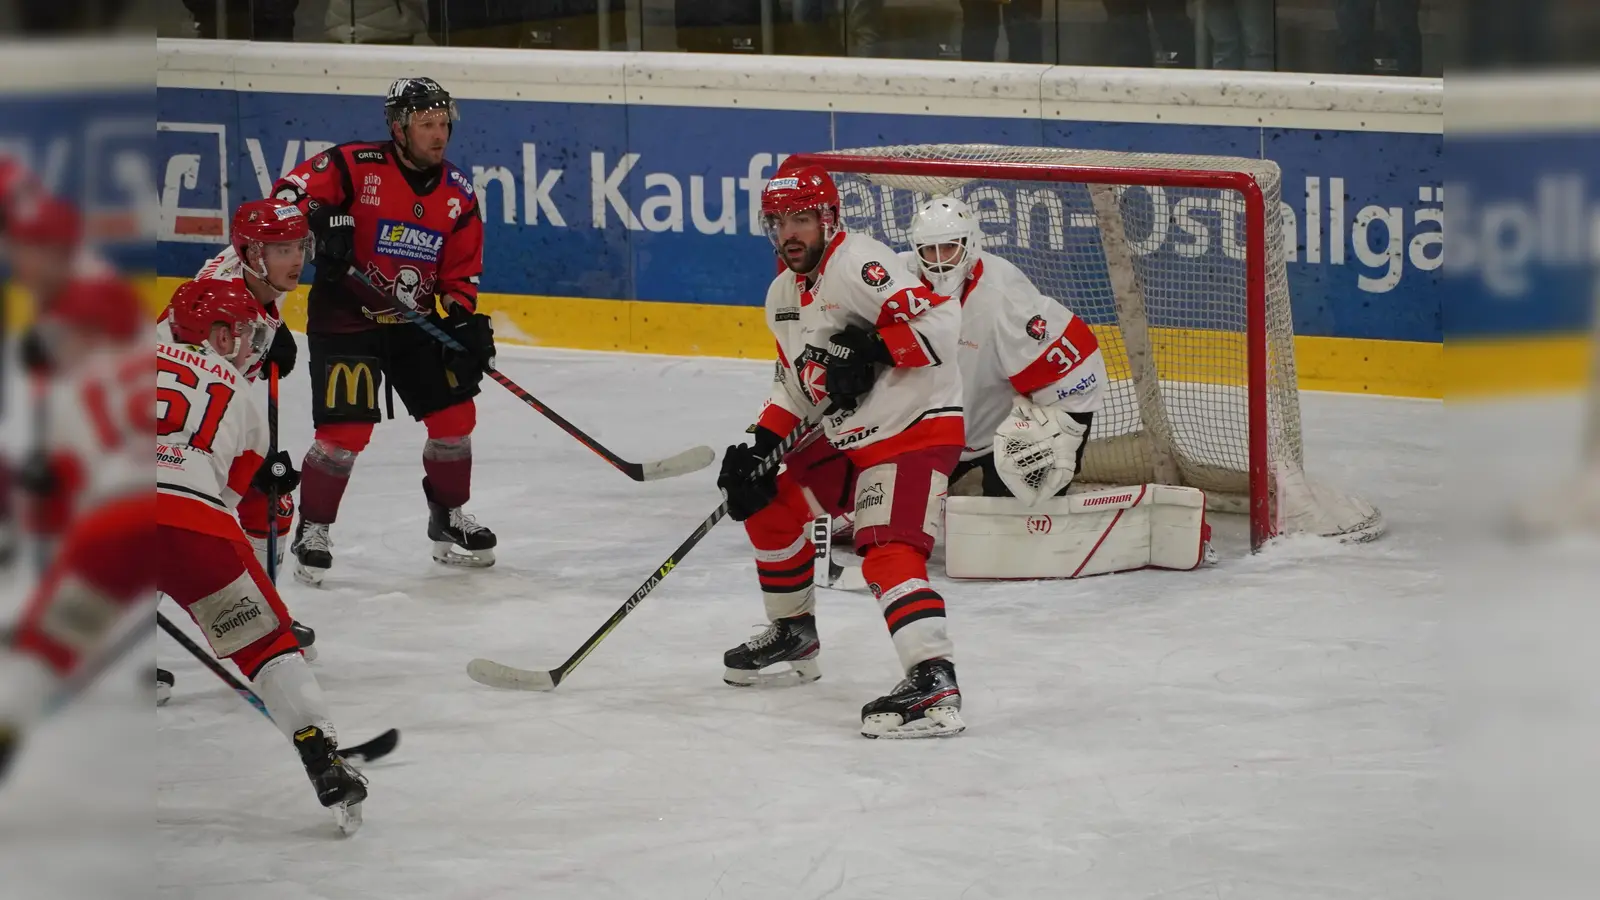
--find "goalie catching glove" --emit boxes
[993,400,1090,505]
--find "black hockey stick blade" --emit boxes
[341,728,400,764]
[344,266,714,482]
[468,425,816,692]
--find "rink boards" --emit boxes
[145,42,1444,398]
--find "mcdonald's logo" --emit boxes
[326,361,376,411]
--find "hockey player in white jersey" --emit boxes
[899,196,1106,502]
[0,277,153,783]
[155,198,315,660]
[155,279,367,829]
[716,165,966,738]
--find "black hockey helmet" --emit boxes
[384,77,459,131]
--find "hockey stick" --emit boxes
[266,361,280,585]
[155,612,399,764]
[467,424,817,692]
[344,267,714,482]
[809,516,869,592]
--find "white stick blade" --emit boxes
[640,445,715,481]
[466,658,558,691]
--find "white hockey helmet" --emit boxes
[909,196,982,288]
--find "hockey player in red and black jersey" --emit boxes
[271,77,498,586]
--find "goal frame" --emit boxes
[786,152,1275,549]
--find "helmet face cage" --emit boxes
[910,197,981,285]
[761,204,839,252]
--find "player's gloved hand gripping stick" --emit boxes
[343,266,714,482]
[466,422,818,692]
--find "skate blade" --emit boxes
[723,658,821,688]
[861,705,966,739]
[432,542,495,568]
[333,799,363,836]
[294,564,327,587]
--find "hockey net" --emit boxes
[793,144,1385,550]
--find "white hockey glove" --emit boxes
[993,400,1089,506]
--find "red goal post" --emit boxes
[787,145,1384,551]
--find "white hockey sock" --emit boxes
[251,652,335,744]
[0,649,61,727]
[875,579,955,674]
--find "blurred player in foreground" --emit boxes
[716,166,966,739]
[154,279,367,827]
[0,277,150,783]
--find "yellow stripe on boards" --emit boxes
[150,276,1443,399]
[1446,335,1594,398]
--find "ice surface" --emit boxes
[139,346,1440,900]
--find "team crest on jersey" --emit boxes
[375,219,445,262]
[311,153,330,172]
[1026,315,1048,341]
[861,261,890,287]
[795,346,830,406]
[361,263,436,321]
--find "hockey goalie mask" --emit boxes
[761,165,841,275]
[233,199,312,293]
[909,196,981,297]
[169,279,273,375]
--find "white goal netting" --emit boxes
[807,144,1384,546]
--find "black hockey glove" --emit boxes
[14,450,58,497]
[717,426,784,522]
[18,326,53,375]
[441,312,495,387]
[260,326,297,380]
[251,451,301,496]
[310,208,356,285]
[822,325,891,415]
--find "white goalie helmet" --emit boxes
[909,195,982,295]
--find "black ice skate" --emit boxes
[723,613,821,687]
[425,485,496,568]
[292,520,333,587]
[291,621,318,663]
[155,667,175,707]
[293,726,368,835]
[860,658,965,739]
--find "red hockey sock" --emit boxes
[422,437,471,508]
[299,449,354,524]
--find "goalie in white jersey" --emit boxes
[900,196,1106,503]
[715,165,966,738]
[155,279,368,825]
[905,196,1212,580]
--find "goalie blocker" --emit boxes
[945,484,1212,580]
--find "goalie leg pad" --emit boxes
[944,484,1209,579]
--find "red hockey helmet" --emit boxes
[232,198,311,283]
[5,193,81,248]
[168,278,272,371]
[760,164,842,253]
[47,276,143,343]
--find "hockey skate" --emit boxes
[723,614,821,687]
[426,486,496,568]
[291,621,318,663]
[293,726,368,836]
[292,520,333,586]
[155,667,174,707]
[860,658,965,739]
